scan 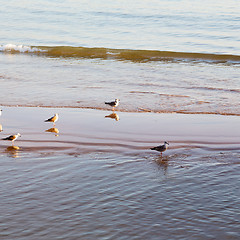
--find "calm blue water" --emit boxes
[0,0,240,54]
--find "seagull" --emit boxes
[151,141,169,156]
[0,109,2,116]
[2,133,21,146]
[45,113,59,126]
[105,99,120,110]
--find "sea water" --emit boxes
[0,1,240,239]
[0,0,240,115]
[0,152,239,239]
[1,0,240,53]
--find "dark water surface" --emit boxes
[0,151,239,239]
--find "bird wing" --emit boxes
[45,115,54,122]
[2,135,15,141]
[151,144,165,152]
[105,101,114,106]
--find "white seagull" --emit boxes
[0,109,2,116]
[105,99,120,110]
[151,141,169,156]
[2,133,21,146]
[45,113,59,126]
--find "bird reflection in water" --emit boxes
[105,112,120,121]
[45,127,59,136]
[0,124,2,132]
[5,146,20,158]
[154,156,169,175]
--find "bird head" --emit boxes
[164,141,169,145]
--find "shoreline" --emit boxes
[1,105,240,117]
[0,106,239,157]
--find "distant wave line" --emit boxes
[1,44,240,63]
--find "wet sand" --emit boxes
[0,106,239,157]
[0,106,239,239]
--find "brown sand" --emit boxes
[0,106,239,156]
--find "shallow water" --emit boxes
[0,107,239,239]
[1,53,239,115]
[0,150,239,239]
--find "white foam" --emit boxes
[0,44,44,53]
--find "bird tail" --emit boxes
[150,147,156,150]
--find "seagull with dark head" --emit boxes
[2,133,21,146]
[45,113,59,126]
[105,99,120,111]
[151,141,169,156]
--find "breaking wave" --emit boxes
[0,44,45,53]
[1,44,240,64]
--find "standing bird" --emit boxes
[151,141,169,156]
[105,99,120,111]
[2,133,21,146]
[45,113,59,126]
[0,109,2,116]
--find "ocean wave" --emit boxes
[1,44,240,64]
[0,44,45,53]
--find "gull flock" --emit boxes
[0,101,169,156]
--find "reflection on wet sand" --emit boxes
[5,146,20,158]
[105,112,120,121]
[45,127,59,136]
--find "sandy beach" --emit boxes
[0,106,239,157]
